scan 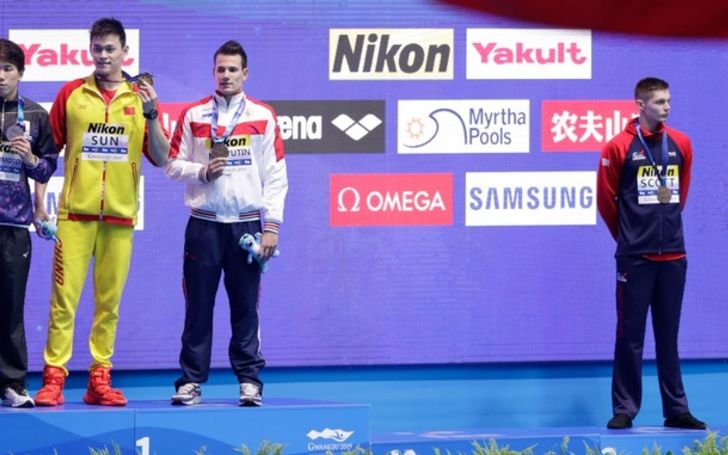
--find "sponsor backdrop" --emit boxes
[1,0,726,371]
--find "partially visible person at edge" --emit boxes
[597,77,706,430]
[32,17,169,407]
[0,38,58,408]
[164,40,287,407]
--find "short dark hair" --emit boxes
[634,77,669,100]
[213,40,247,69]
[0,38,25,73]
[90,17,126,47]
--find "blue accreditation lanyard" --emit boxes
[2,95,25,139]
[16,96,25,125]
[634,119,668,187]
[211,95,246,144]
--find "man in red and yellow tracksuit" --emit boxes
[33,18,169,407]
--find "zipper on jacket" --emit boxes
[97,90,114,221]
[131,162,138,205]
[658,204,663,255]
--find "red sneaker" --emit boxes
[83,367,128,406]
[35,365,66,406]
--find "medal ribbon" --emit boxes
[211,94,246,145]
[635,119,668,187]
[1,95,24,139]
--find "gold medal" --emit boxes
[657,185,672,204]
[210,142,229,159]
[135,72,154,86]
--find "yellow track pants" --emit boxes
[43,219,134,373]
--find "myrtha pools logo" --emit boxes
[398,100,529,154]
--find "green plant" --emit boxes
[330,447,371,455]
[234,440,285,455]
[683,432,728,455]
[89,440,122,455]
[472,438,536,455]
[545,436,575,455]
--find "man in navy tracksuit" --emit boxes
[597,77,705,430]
[0,38,58,408]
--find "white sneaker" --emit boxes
[239,383,262,406]
[2,384,35,408]
[171,382,201,405]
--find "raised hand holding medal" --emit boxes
[210,141,230,159]
[3,96,37,166]
[4,123,25,141]
[205,141,229,182]
[4,95,26,141]
[132,72,154,87]
[208,93,245,165]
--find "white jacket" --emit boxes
[165,92,287,232]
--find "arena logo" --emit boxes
[542,100,637,152]
[331,113,382,141]
[398,99,529,154]
[465,171,596,226]
[29,176,146,231]
[330,29,453,80]
[330,173,453,226]
[268,100,385,154]
[466,29,591,79]
[9,29,140,82]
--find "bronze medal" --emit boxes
[210,142,229,159]
[5,124,25,140]
[657,185,672,204]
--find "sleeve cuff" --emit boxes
[23,155,40,169]
[263,221,280,234]
[198,166,209,183]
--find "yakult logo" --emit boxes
[331,174,453,226]
[9,29,140,82]
[542,100,637,152]
[466,29,591,79]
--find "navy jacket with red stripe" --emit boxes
[597,120,692,257]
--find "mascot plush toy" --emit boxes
[238,232,280,273]
[34,217,58,242]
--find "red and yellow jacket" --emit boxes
[50,74,161,226]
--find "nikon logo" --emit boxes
[330,29,453,80]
